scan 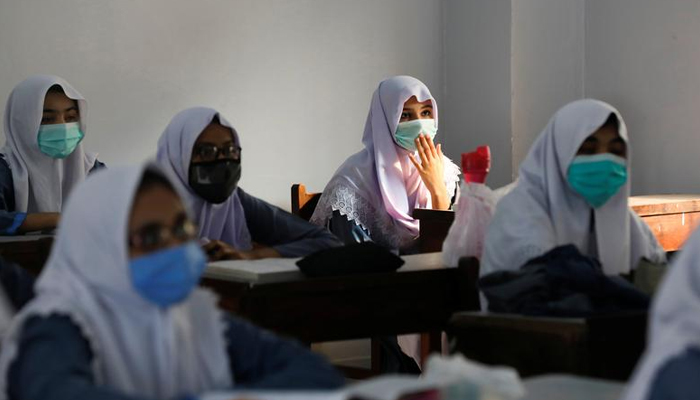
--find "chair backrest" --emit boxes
[291,184,322,221]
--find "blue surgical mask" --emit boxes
[37,122,84,159]
[129,241,207,308]
[394,119,437,151]
[567,153,628,208]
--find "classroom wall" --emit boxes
[442,0,513,187]
[0,0,444,208]
[585,0,700,195]
[511,0,585,171]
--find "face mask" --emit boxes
[567,153,628,208]
[130,241,206,308]
[37,122,84,159]
[394,119,437,151]
[188,160,241,204]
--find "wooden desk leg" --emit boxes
[371,337,382,374]
[420,332,442,369]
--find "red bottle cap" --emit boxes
[461,145,491,183]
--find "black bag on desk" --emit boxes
[296,242,404,277]
[478,244,650,317]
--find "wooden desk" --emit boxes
[447,311,648,381]
[629,195,700,251]
[201,253,479,345]
[415,194,700,253]
[414,209,455,253]
[0,235,54,275]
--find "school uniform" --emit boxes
[0,75,103,235]
[310,76,460,254]
[481,99,665,279]
[0,164,344,400]
[623,226,700,400]
[309,76,460,369]
[157,107,341,257]
[0,157,104,234]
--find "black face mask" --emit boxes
[188,160,241,204]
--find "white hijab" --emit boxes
[2,75,97,212]
[310,76,460,250]
[623,227,700,400]
[481,99,664,278]
[0,164,232,399]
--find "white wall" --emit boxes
[0,0,443,208]
[443,0,513,187]
[585,0,700,195]
[511,0,585,170]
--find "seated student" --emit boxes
[0,164,345,400]
[310,76,460,372]
[157,107,341,261]
[481,99,665,280]
[623,228,700,400]
[310,75,460,254]
[0,75,104,235]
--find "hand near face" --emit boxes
[408,134,450,210]
[202,240,281,261]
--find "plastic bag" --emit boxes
[423,354,525,400]
[442,181,498,267]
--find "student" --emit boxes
[310,75,460,254]
[481,99,665,279]
[623,228,700,400]
[0,164,345,400]
[157,107,341,261]
[0,75,104,235]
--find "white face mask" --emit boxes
[394,119,437,151]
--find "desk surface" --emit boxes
[629,194,700,216]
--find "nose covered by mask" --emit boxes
[129,241,207,308]
[37,122,84,159]
[188,159,241,204]
[567,153,628,208]
[394,119,437,152]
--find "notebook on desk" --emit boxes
[204,258,304,283]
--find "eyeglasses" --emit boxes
[192,144,241,162]
[128,215,198,251]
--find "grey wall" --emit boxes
[0,0,443,208]
[586,0,700,195]
[511,0,585,171]
[443,0,513,187]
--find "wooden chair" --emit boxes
[291,184,322,221]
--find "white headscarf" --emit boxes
[623,227,700,400]
[0,163,232,399]
[310,76,460,250]
[2,75,97,212]
[157,107,252,250]
[481,99,665,278]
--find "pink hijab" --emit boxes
[311,76,460,250]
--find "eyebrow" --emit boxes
[195,140,235,147]
[43,106,79,114]
[421,104,433,109]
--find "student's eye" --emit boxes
[66,115,78,122]
[609,146,627,157]
[576,145,596,155]
[41,117,54,124]
[421,110,432,117]
[400,112,410,120]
